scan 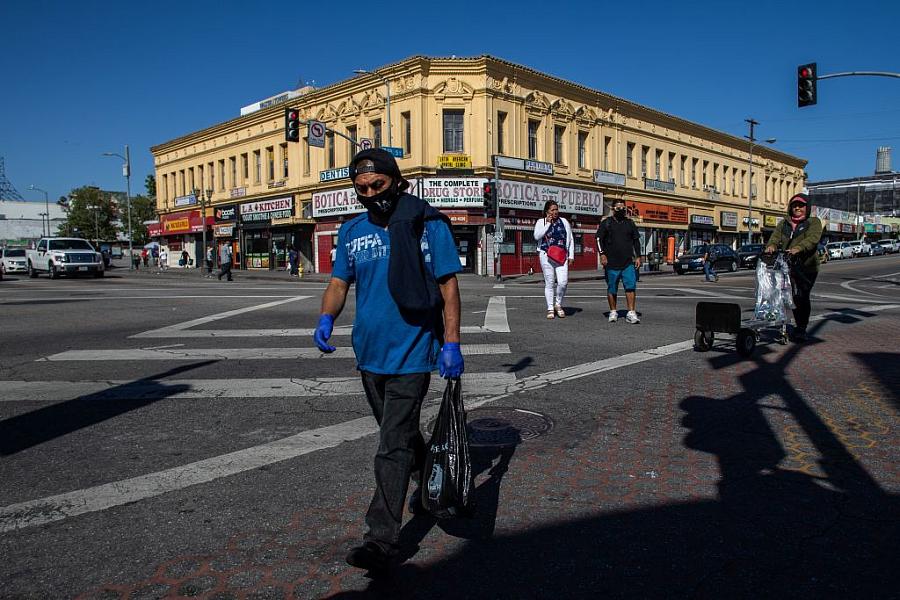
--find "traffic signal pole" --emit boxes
[494,161,501,281]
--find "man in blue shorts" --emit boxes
[597,199,642,323]
[313,148,463,573]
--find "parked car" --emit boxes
[1,247,29,274]
[737,243,765,269]
[675,244,739,275]
[869,242,886,256]
[826,241,853,260]
[848,239,872,257]
[877,239,899,254]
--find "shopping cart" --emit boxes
[694,251,795,358]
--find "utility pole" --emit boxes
[745,118,758,246]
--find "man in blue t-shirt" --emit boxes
[313,149,463,573]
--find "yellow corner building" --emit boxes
[151,55,807,275]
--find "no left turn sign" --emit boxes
[309,120,326,148]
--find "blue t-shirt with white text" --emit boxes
[331,213,462,374]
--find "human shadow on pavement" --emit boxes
[0,362,214,455]
[327,319,898,599]
[502,356,533,374]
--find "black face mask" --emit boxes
[614,208,626,218]
[359,183,400,219]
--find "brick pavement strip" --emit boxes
[73,314,899,599]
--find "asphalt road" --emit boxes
[1,255,898,598]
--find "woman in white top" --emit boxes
[158,248,169,271]
[533,200,575,319]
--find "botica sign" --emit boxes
[240,197,293,222]
[497,179,603,215]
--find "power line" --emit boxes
[776,135,900,144]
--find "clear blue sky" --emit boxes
[2,0,898,203]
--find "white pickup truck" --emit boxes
[27,237,105,279]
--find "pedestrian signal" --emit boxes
[797,63,817,107]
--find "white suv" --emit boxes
[849,239,871,257]
[877,239,899,254]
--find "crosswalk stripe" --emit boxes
[0,372,519,402]
[132,295,510,338]
[39,344,512,362]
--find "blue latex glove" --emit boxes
[439,342,464,379]
[313,314,336,353]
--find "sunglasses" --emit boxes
[354,178,390,195]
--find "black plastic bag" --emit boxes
[421,378,474,519]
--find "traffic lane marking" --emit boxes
[839,270,900,297]
[39,344,512,362]
[0,295,309,304]
[0,372,520,402]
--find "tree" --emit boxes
[58,186,118,244]
[127,195,157,245]
[145,174,156,199]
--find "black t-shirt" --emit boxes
[597,216,640,269]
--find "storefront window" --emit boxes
[574,233,584,254]
[244,230,271,269]
[522,232,537,255]
[500,229,516,254]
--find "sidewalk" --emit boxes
[111,260,675,286]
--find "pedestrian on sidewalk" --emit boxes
[533,200,574,319]
[703,242,719,282]
[765,193,823,342]
[217,243,233,281]
[288,245,299,277]
[313,148,463,573]
[141,248,149,268]
[597,199,642,324]
[206,246,214,276]
[158,247,169,271]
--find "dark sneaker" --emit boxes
[791,328,807,342]
[346,541,390,572]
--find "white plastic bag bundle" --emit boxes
[754,257,795,322]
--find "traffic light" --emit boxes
[483,181,497,217]
[797,63,817,107]
[285,107,301,142]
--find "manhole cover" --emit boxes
[462,407,554,447]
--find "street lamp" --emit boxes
[102,146,133,269]
[744,118,776,245]
[28,185,49,237]
[353,69,391,147]
[86,204,100,248]
[193,187,213,274]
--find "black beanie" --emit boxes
[348,148,410,191]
